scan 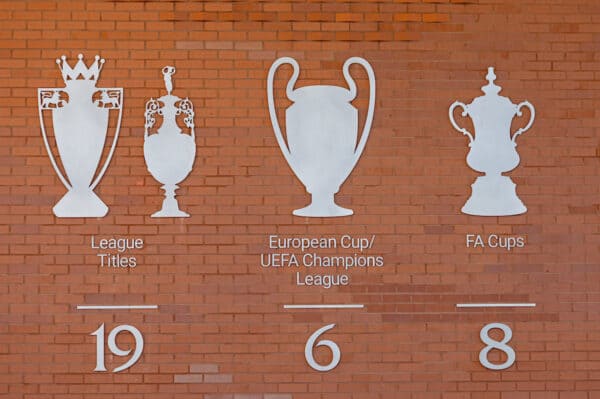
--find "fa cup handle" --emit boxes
[267,56,300,167]
[342,57,376,167]
[512,101,535,144]
[449,101,474,144]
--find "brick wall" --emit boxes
[2,0,600,398]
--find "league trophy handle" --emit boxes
[38,88,72,191]
[177,98,195,140]
[511,101,535,144]
[449,101,474,144]
[90,88,122,191]
[342,56,376,169]
[144,98,162,140]
[267,56,300,168]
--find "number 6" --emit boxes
[304,324,341,372]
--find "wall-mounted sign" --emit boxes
[449,67,535,216]
[267,56,376,217]
[38,54,123,217]
[144,66,196,217]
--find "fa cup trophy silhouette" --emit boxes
[449,67,535,216]
[143,66,196,217]
[38,54,123,217]
[267,56,376,217]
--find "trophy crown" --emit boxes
[56,54,105,85]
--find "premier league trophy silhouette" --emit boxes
[267,56,375,217]
[38,54,123,217]
[449,67,535,216]
[143,66,196,217]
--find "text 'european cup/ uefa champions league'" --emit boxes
[449,67,535,217]
[38,54,123,218]
[267,57,376,217]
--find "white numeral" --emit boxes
[92,323,144,372]
[479,323,516,370]
[304,324,341,372]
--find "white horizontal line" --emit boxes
[456,303,536,308]
[76,305,159,310]
[284,304,364,309]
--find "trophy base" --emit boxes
[151,194,189,218]
[152,208,190,218]
[53,189,108,218]
[462,175,527,216]
[293,192,353,218]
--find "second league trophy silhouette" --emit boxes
[38,54,122,217]
[267,56,376,217]
[449,67,535,216]
[143,66,196,217]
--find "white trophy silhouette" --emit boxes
[449,67,535,216]
[38,54,122,217]
[143,66,196,217]
[267,56,375,217]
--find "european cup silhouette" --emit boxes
[267,56,376,217]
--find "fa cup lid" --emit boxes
[469,67,514,110]
[481,67,501,96]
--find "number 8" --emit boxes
[479,323,516,371]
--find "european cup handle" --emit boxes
[90,88,123,191]
[342,57,376,167]
[449,101,474,144]
[267,57,300,167]
[38,89,72,190]
[511,101,535,144]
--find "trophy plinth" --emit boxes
[144,66,196,218]
[53,189,108,218]
[462,176,526,216]
[152,184,188,218]
[267,56,376,218]
[293,192,352,217]
[38,54,122,218]
[449,67,535,217]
